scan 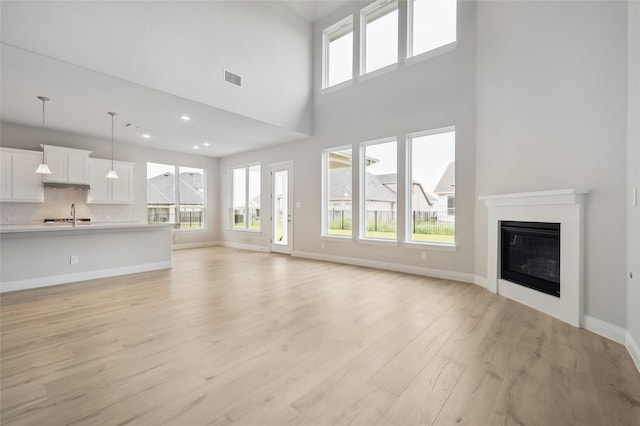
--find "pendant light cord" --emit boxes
[108,112,116,170]
[37,96,50,155]
[111,113,114,170]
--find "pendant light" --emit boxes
[35,96,52,174]
[106,112,118,179]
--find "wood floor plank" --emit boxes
[377,355,466,426]
[1,246,638,426]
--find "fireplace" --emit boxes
[500,221,560,297]
[479,189,588,327]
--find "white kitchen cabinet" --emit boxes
[88,158,134,204]
[0,148,44,202]
[43,145,91,184]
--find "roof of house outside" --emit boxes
[328,169,435,205]
[147,172,204,205]
[433,162,455,195]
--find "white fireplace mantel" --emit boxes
[479,189,589,327]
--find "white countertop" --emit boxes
[0,222,172,235]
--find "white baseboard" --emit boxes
[582,315,626,345]
[291,250,475,284]
[473,275,488,289]
[222,241,269,252]
[0,261,172,293]
[626,331,640,373]
[172,241,221,250]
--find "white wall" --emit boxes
[627,0,640,365]
[1,1,313,134]
[0,122,220,248]
[475,1,628,326]
[219,0,476,279]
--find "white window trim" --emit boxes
[321,79,353,95]
[360,0,399,77]
[405,126,455,246]
[403,241,456,251]
[405,41,457,66]
[322,15,354,90]
[360,136,398,242]
[229,162,261,232]
[322,145,353,238]
[357,62,399,83]
[358,237,399,247]
[321,235,353,242]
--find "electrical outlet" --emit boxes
[70,255,79,265]
[321,242,325,249]
[7,216,17,222]
[174,234,179,241]
[421,252,427,261]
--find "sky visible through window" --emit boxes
[365,131,454,195]
[411,0,457,57]
[411,131,454,193]
[328,32,352,86]
[364,7,398,73]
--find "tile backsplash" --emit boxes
[1,188,133,224]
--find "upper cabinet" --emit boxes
[43,145,92,184]
[0,148,44,202]
[87,158,134,204]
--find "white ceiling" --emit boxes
[1,44,309,158]
[282,0,353,21]
[0,1,355,158]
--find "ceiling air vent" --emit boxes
[224,69,243,88]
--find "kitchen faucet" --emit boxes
[70,203,76,227]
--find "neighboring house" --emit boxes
[433,162,455,221]
[327,168,435,213]
[147,171,204,223]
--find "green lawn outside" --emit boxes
[327,228,454,244]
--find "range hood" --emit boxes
[43,182,91,191]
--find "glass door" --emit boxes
[271,162,292,254]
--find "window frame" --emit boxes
[322,145,354,239]
[406,0,458,60]
[146,162,207,232]
[405,126,456,247]
[359,136,398,243]
[229,163,261,232]
[360,0,399,76]
[322,15,354,90]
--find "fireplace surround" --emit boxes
[480,189,588,327]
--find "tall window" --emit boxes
[231,164,261,230]
[407,128,455,244]
[361,0,398,74]
[323,147,353,237]
[361,138,397,240]
[323,16,353,89]
[408,0,457,58]
[147,162,206,230]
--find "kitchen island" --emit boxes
[0,222,172,292]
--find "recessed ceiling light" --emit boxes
[193,146,199,149]
[202,142,210,146]
[180,115,191,121]
[142,133,151,139]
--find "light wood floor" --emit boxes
[1,247,639,425]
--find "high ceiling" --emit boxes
[1,45,308,158]
[0,1,355,158]
[282,0,353,21]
